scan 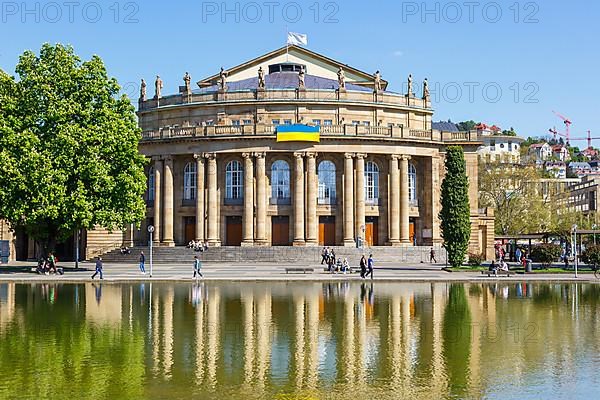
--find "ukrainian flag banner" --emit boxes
[276,124,320,142]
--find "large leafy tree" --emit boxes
[439,146,471,267]
[0,43,146,253]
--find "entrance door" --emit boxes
[409,219,416,245]
[318,216,336,246]
[365,216,378,246]
[226,216,242,246]
[184,217,196,243]
[272,216,290,246]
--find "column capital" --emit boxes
[293,152,305,159]
[253,152,266,159]
[305,152,317,159]
[203,152,216,160]
[344,152,355,159]
[193,153,204,161]
[355,153,367,159]
[151,155,163,162]
[164,155,174,164]
[242,152,253,159]
[400,154,412,161]
[390,154,401,160]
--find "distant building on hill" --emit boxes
[527,142,552,162]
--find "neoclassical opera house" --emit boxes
[131,45,493,256]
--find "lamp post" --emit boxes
[593,224,597,246]
[572,224,578,278]
[148,225,154,278]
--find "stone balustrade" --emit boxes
[141,124,479,143]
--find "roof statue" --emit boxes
[257,67,265,89]
[154,75,163,99]
[298,66,306,89]
[140,78,146,101]
[423,78,430,100]
[219,67,228,91]
[407,74,413,97]
[374,70,382,92]
[337,67,346,90]
[183,72,191,94]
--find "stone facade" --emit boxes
[132,45,493,256]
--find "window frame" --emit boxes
[225,160,244,203]
[183,162,197,202]
[270,160,291,204]
[365,161,379,204]
[318,160,336,205]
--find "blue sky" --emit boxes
[1,0,598,144]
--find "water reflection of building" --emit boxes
[0,283,15,332]
[84,283,122,326]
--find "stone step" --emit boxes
[101,245,447,264]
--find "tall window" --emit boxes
[365,161,379,203]
[271,160,290,201]
[148,167,155,202]
[183,162,196,200]
[226,160,244,200]
[408,163,417,204]
[318,160,336,204]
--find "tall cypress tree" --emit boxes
[439,146,472,267]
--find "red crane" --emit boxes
[552,110,572,145]
[548,127,558,141]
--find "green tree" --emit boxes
[456,120,477,132]
[439,146,471,267]
[501,127,517,136]
[0,43,146,253]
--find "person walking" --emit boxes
[429,248,437,263]
[321,247,327,264]
[139,251,146,274]
[359,255,367,279]
[91,257,103,280]
[366,254,374,279]
[193,255,203,279]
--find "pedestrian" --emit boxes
[48,252,57,274]
[429,248,437,263]
[321,247,327,264]
[139,251,146,274]
[366,254,374,279]
[92,257,103,280]
[359,254,367,279]
[193,255,203,279]
[515,247,522,264]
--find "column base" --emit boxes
[208,240,221,247]
[387,240,402,247]
[253,239,269,246]
[293,240,306,246]
[162,240,175,247]
[400,239,412,245]
[343,239,356,247]
[241,240,255,247]
[305,239,318,246]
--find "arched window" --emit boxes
[408,163,417,204]
[148,167,155,202]
[271,160,290,203]
[226,160,244,200]
[183,162,197,200]
[318,160,336,204]
[365,161,379,203]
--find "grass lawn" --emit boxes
[444,265,597,274]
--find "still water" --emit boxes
[1,281,600,399]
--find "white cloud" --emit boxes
[392,50,404,57]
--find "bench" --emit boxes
[285,267,314,274]
[482,269,510,277]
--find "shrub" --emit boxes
[467,252,485,266]
[581,244,600,267]
[530,244,561,268]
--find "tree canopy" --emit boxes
[439,146,472,267]
[0,43,147,251]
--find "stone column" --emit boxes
[206,153,221,246]
[153,158,163,243]
[389,155,401,245]
[242,153,254,246]
[343,153,355,246]
[293,152,305,245]
[355,154,366,241]
[400,155,411,244]
[306,152,317,245]
[194,154,205,242]
[162,157,175,246]
[255,153,267,244]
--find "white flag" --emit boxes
[287,32,308,46]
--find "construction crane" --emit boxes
[548,127,558,141]
[552,110,572,145]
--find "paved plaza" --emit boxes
[0,260,595,283]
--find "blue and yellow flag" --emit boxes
[276,124,320,143]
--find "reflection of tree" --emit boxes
[442,284,472,397]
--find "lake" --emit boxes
[1,281,599,399]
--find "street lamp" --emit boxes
[572,224,578,278]
[593,224,597,246]
[147,225,154,278]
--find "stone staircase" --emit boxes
[101,245,447,265]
